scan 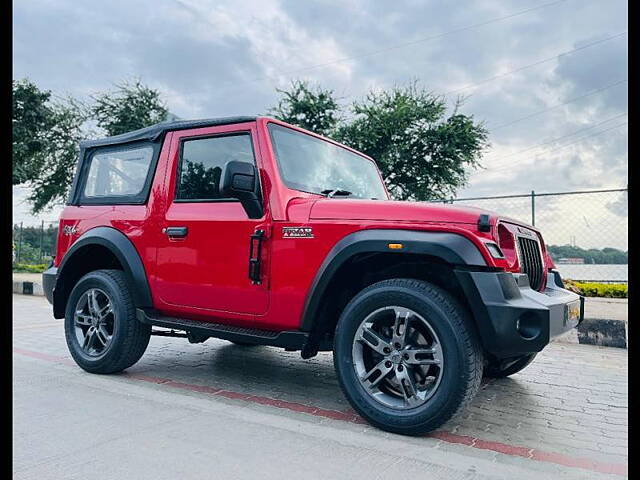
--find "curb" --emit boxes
[12,281,627,349]
[555,318,627,349]
[13,281,44,296]
[578,318,627,349]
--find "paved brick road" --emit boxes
[13,295,628,479]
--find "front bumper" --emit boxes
[455,268,584,358]
[42,266,57,305]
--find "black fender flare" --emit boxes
[53,227,153,317]
[300,229,487,332]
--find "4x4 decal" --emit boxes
[62,225,77,236]
[282,227,314,238]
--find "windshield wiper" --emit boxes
[320,189,353,198]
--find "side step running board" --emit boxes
[136,308,310,351]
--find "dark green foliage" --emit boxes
[13,223,58,255]
[268,80,341,137]
[91,79,169,136]
[12,223,58,265]
[12,79,88,211]
[12,80,58,185]
[547,245,628,264]
[13,78,169,213]
[178,163,222,199]
[336,85,488,201]
[269,80,489,201]
[27,98,89,212]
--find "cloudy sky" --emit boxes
[13,0,628,247]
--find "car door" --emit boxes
[153,122,270,317]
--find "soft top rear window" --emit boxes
[77,142,160,205]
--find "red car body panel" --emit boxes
[54,117,550,331]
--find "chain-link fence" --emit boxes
[12,188,628,283]
[435,188,628,283]
[12,221,59,269]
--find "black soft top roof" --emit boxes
[80,116,258,149]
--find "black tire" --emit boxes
[484,353,537,378]
[64,269,151,374]
[333,278,483,436]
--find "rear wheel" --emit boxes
[484,353,537,378]
[64,269,151,374]
[333,278,483,435]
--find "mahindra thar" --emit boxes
[43,116,583,435]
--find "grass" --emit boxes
[564,279,628,298]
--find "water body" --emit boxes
[555,264,628,283]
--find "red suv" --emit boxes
[43,116,583,435]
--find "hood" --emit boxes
[309,199,498,225]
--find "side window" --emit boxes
[176,133,256,201]
[83,145,154,199]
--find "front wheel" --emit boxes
[64,269,151,374]
[333,278,483,436]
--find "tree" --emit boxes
[12,80,57,185]
[12,78,170,213]
[268,80,340,136]
[27,97,88,212]
[269,80,489,201]
[12,79,88,212]
[178,162,222,199]
[12,223,59,264]
[546,245,628,264]
[91,79,168,136]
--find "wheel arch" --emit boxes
[53,227,152,318]
[299,229,489,358]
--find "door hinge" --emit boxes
[248,229,265,284]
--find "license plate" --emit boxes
[564,299,581,328]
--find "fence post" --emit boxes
[17,222,23,264]
[531,190,536,226]
[39,220,45,263]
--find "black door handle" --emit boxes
[164,226,188,238]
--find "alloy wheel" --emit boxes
[352,306,444,409]
[73,288,115,357]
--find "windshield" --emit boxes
[268,123,388,200]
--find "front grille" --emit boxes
[518,237,544,291]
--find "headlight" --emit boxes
[497,223,518,267]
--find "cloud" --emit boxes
[12,186,63,227]
[551,34,628,116]
[606,191,629,217]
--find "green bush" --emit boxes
[12,241,45,264]
[13,263,48,274]
[564,279,628,298]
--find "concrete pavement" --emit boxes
[12,273,44,284]
[12,295,627,479]
[584,297,628,321]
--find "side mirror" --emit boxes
[220,160,263,219]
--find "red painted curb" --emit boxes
[13,347,627,477]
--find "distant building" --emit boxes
[557,257,585,264]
